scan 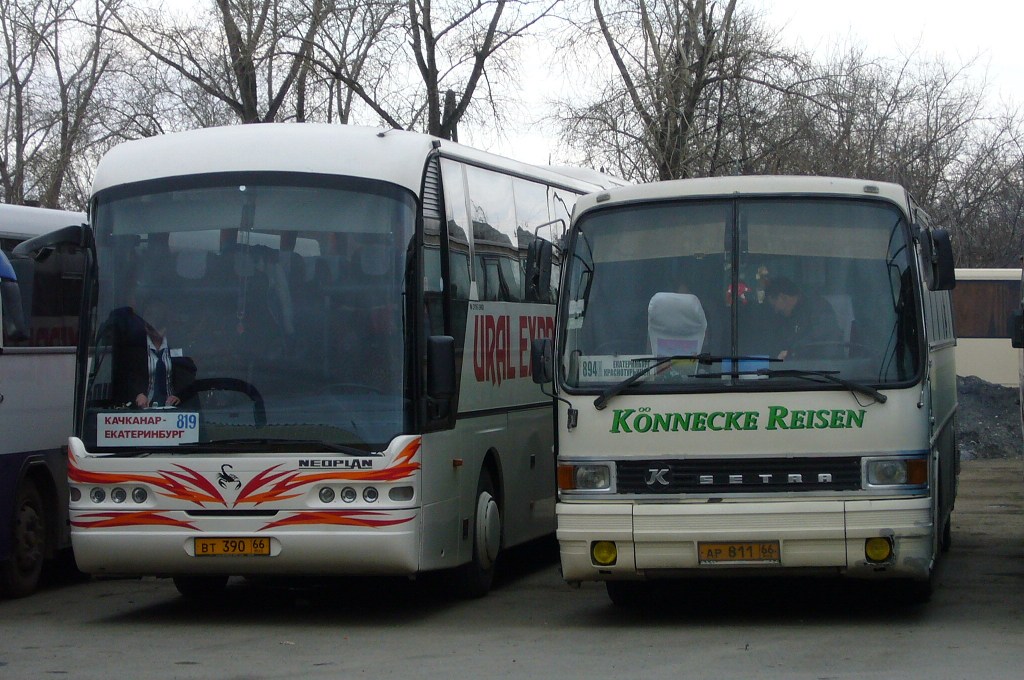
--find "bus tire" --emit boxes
[454,473,501,599]
[173,575,229,600]
[0,480,47,598]
[940,515,952,553]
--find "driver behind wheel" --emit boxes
[764,276,843,361]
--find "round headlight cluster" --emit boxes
[85,487,149,504]
[318,486,383,504]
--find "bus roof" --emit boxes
[573,175,911,216]
[0,204,85,240]
[92,123,617,197]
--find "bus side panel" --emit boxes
[930,341,959,528]
[0,349,76,562]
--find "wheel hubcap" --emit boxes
[476,491,501,568]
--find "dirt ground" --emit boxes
[957,375,1023,459]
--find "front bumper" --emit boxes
[557,497,933,582]
[70,511,421,576]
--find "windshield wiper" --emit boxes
[696,368,887,404]
[593,354,779,410]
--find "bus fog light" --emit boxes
[69,487,82,502]
[865,537,893,563]
[389,486,414,502]
[867,460,907,485]
[90,487,106,503]
[111,487,127,504]
[319,487,336,503]
[131,487,148,504]
[575,465,612,490]
[591,541,618,566]
[340,487,357,503]
[363,487,379,503]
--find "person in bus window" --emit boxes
[764,276,843,360]
[110,298,195,408]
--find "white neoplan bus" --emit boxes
[531,176,958,605]
[25,123,622,598]
[1,204,86,598]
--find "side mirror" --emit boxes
[525,239,553,303]
[1012,308,1024,349]
[920,227,956,291]
[12,223,91,259]
[531,338,553,384]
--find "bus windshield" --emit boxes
[561,197,922,392]
[84,173,416,453]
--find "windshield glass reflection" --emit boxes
[560,197,920,391]
[84,174,416,452]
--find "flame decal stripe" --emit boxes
[69,458,228,506]
[261,511,415,530]
[70,437,421,511]
[234,438,422,506]
[72,511,198,530]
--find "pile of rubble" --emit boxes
[957,375,1022,459]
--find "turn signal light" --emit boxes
[906,459,928,485]
[557,464,576,490]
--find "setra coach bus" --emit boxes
[531,176,958,605]
[17,123,623,598]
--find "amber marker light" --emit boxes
[865,537,893,563]
[591,541,618,566]
[906,458,928,485]
[557,464,576,491]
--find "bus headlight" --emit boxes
[559,464,613,491]
[89,487,106,503]
[111,487,127,504]
[865,457,928,487]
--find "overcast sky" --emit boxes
[472,0,1024,166]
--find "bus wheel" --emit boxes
[0,480,47,598]
[173,575,229,600]
[454,473,501,599]
[606,580,643,608]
